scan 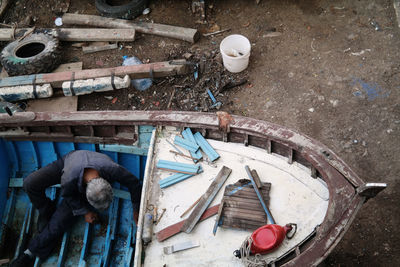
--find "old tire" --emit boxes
[0,32,61,76]
[95,0,148,19]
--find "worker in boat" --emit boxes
[11,150,142,267]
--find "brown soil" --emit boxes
[1,0,399,266]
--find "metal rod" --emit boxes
[245,165,276,224]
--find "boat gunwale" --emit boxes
[0,110,367,266]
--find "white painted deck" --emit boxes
[136,128,329,266]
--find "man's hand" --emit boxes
[133,211,139,225]
[84,211,98,224]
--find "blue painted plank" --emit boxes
[194,132,220,162]
[14,141,39,176]
[76,143,97,151]
[34,142,58,167]
[78,223,92,267]
[157,160,200,174]
[99,144,148,156]
[174,136,199,153]
[57,231,70,267]
[182,128,203,162]
[54,142,75,158]
[159,173,194,188]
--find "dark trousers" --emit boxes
[23,158,77,259]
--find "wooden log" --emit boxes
[156,204,219,242]
[0,28,135,42]
[0,60,189,88]
[61,13,200,43]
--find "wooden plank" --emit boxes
[224,188,271,200]
[26,62,82,112]
[180,166,232,233]
[0,28,136,42]
[224,196,268,206]
[156,204,219,242]
[53,62,83,73]
[212,198,225,235]
[61,13,200,43]
[223,207,267,218]
[0,60,188,88]
[250,169,262,189]
[222,209,267,222]
[220,217,263,231]
[245,166,276,224]
[224,199,267,211]
[82,43,118,54]
[56,28,135,42]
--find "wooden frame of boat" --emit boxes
[0,110,385,266]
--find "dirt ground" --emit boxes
[1,0,399,266]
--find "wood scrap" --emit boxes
[0,59,189,88]
[0,0,10,18]
[180,196,201,218]
[156,204,220,242]
[218,179,272,232]
[61,13,200,43]
[0,28,136,42]
[82,43,118,54]
[180,166,232,233]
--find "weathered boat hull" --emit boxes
[0,111,385,266]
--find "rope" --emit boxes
[239,236,273,267]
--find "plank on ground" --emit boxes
[0,28,135,42]
[61,13,200,43]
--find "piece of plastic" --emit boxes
[220,34,251,73]
[122,56,152,91]
[142,213,153,244]
[250,224,293,254]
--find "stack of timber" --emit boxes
[219,179,271,231]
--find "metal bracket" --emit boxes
[217,112,232,142]
[357,183,387,199]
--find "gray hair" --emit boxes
[86,178,113,210]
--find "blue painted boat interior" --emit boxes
[0,126,153,266]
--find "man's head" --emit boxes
[86,178,113,210]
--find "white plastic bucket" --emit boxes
[220,34,251,73]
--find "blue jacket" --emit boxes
[61,150,141,216]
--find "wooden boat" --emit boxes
[0,110,385,266]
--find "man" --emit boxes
[11,150,142,267]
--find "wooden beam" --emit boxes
[156,204,219,242]
[0,60,189,88]
[180,166,232,233]
[61,13,200,43]
[82,43,118,54]
[0,28,135,42]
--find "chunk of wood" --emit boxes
[180,166,232,233]
[82,43,118,54]
[61,13,200,43]
[0,60,189,88]
[26,62,82,112]
[156,204,219,242]
[0,28,136,42]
